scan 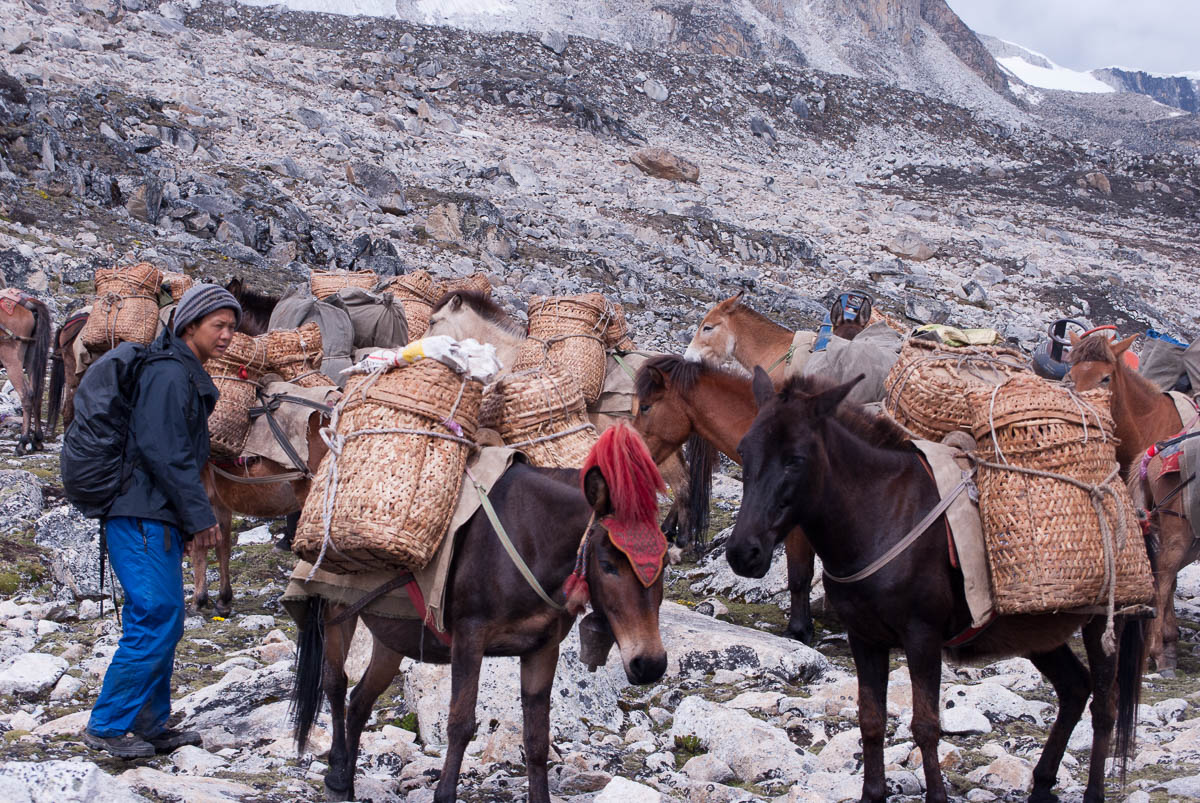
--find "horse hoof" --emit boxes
[324,780,353,801]
[785,623,815,645]
[274,535,293,552]
[214,602,232,618]
[1159,667,1177,679]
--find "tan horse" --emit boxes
[685,291,872,386]
[0,291,52,453]
[1068,331,1194,673]
[195,409,330,616]
[47,311,89,434]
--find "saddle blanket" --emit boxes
[0,288,24,315]
[1164,391,1200,535]
[240,381,339,467]
[282,446,521,635]
[589,351,656,416]
[910,437,994,629]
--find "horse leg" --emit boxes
[2,348,32,453]
[276,511,300,552]
[520,640,560,803]
[340,636,403,791]
[1027,644,1090,803]
[322,613,357,801]
[904,633,949,803]
[783,526,815,644]
[1152,519,1194,675]
[190,535,211,611]
[1080,617,1120,803]
[435,632,486,803]
[848,634,890,803]
[214,507,234,617]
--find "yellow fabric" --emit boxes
[914,324,1002,347]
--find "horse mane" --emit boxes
[635,354,745,399]
[1067,333,1115,364]
[781,374,912,451]
[234,286,281,308]
[581,423,664,526]
[432,290,525,336]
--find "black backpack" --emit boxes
[61,342,178,519]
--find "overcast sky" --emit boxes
[947,0,1200,75]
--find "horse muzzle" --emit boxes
[623,648,668,685]
[726,527,774,579]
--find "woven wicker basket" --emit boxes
[311,270,379,300]
[884,338,1029,440]
[382,270,440,339]
[511,294,610,402]
[293,358,482,573]
[206,339,264,457]
[438,271,492,298]
[81,263,163,351]
[603,302,637,351]
[260,322,326,385]
[481,366,598,468]
[969,375,1154,615]
[160,271,193,303]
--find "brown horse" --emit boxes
[1068,331,1195,674]
[290,424,669,802]
[428,289,711,550]
[728,369,1146,803]
[194,405,331,616]
[684,291,873,385]
[225,277,280,337]
[633,354,818,643]
[0,291,52,453]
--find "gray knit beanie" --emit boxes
[174,283,243,335]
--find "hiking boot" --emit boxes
[83,731,155,759]
[142,727,202,753]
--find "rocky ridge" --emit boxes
[0,0,1198,801]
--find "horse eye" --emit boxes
[600,560,619,575]
[1099,376,1111,385]
[784,455,803,469]
[638,403,651,414]
[702,325,713,332]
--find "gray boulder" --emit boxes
[0,761,147,802]
[0,470,42,523]
[34,506,103,600]
[0,653,68,698]
[175,661,294,731]
[670,695,815,783]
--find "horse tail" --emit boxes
[290,596,327,755]
[581,421,665,525]
[683,433,716,548]
[1113,614,1147,779]
[22,298,52,433]
[47,336,65,436]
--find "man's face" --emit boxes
[185,308,238,363]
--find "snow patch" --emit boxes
[996,56,1114,94]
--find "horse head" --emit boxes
[633,356,696,464]
[684,291,743,365]
[428,290,525,344]
[576,424,668,685]
[829,291,872,340]
[1066,330,1138,391]
[727,368,862,579]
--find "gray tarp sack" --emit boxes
[1141,335,1200,392]
[268,285,356,384]
[334,287,409,350]
[801,321,903,405]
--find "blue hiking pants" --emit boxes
[87,516,185,739]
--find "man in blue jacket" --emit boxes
[84,283,242,759]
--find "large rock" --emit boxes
[403,623,622,745]
[631,148,699,183]
[0,471,42,522]
[658,602,829,682]
[34,506,103,600]
[0,760,147,802]
[120,768,258,802]
[669,696,815,783]
[175,660,294,731]
[885,230,936,261]
[0,653,68,698]
[596,776,662,801]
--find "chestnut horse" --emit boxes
[1068,331,1195,674]
[0,291,52,453]
[728,368,1146,803]
[194,401,331,616]
[290,424,669,802]
[684,291,872,385]
[633,354,818,643]
[428,290,711,551]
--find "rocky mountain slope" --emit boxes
[1,0,1199,801]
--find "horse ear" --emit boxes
[448,293,463,311]
[860,295,873,321]
[726,290,744,308]
[644,365,666,393]
[812,375,863,417]
[829,298,845,328]
[583,466,612,515]
[1112,333,1138,356]
[226,277,242,295]
[751,366,774,409]
[1068,330,1081,347]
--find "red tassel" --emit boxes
[239,365,249,380]
[563,573,589,615]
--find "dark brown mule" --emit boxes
[0,292,52,453]
[633,354,818,643]
[1068,331,1194,673]
[194,411,330,616]
[225,277,279,336]
[47,311,89,433]
[727,368,1147,803]
[685,292,871,385]
[429,290,711,550]
[291,424,669,803]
